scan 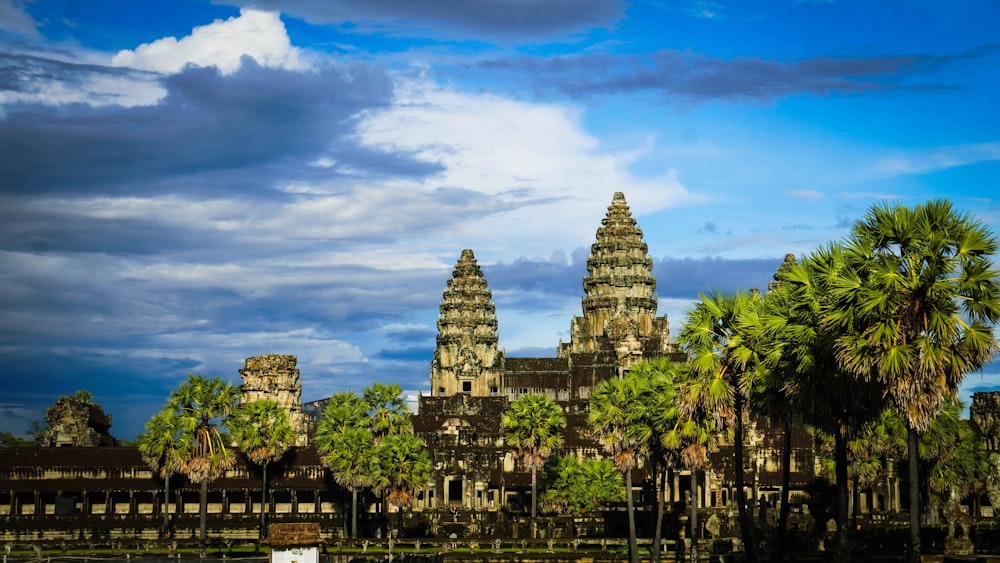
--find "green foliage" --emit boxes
[371,432,432,510]
[0,430,34,447]
[502,394,567,470]
[502,393,567,522]
[230,398,293,466]
[165,374,240,484]
[315,384,417,537]
[828,199,1000,431]
[589,375,651,471]
[540,456,624,514]
[136,408,187,479]
[73,389,93,404]
[363,383,412,439]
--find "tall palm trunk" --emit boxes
[834,428,850,563]
[772,412,793,563]
[626,469,639,563]
[690,468,699,563]
[260,462,269,540]
[531,464,538,538]
[652,464,667,563]
[163,474,171,536]
[199,479,208,558]
[351,488,358,538]
[734,396,759,563]
[907,425,921,563]
[851,460,860,530]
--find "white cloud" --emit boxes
[786,190,823,201]
[111,8,308,75]
[878,142,1000,176]
[353,80,696,256]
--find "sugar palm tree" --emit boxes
[318,425,374,538]
[662,364,720,563]
[630,357,682,563]
[764,244,884,563]
[364,383,412,440]
[136,408,187,537]
[676,289,764,563]
[230,399,293,539]
[589,375,651,563]
[167,374,240,557]
[315,391,373,538]
[371,432,432,535]
[501,394,566,533]
[825,200,1000,563]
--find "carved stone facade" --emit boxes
[35,395,116,447]
[970,391,1000,515]
[430,249,503,397]
[239,354,309,447]
[971,391,1000,453]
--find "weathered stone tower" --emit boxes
[559,191,671,370]
[36,395,116,447]
[239,354,309,446]
[430,249,503,397]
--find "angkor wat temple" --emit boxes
[2,192,999,546]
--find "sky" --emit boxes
[1,0,998,441]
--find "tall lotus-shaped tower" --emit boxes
[560,192,670,368]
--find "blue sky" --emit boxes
[1,0,998,440]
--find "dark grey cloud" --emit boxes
[469,46,992,103]
[0,54,439,196]
[215,0,627,42]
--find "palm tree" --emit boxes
[589,375,651,563]
[676,290,764,563]
[136,408,186,537]
[364,383,412,440]
[314,391,373,538]
[764,244,884,563]
[501,394,567,535]
[319,426,374,538]
[825,200,1000,563]
[662,363,721,563]
[631,357,682,563]
[230,399,293,540]
[166,374,240,557]
[371,432,432,535]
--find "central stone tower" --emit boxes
[559,191,670,370]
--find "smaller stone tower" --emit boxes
[239,354,309,446]
[430,249,503,397]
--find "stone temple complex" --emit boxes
[3,192,1000,550]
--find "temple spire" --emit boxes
[430,249,502,397]
[561,192,670,360]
